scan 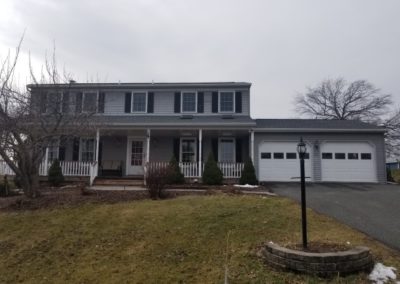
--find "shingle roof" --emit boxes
[92,115,256,128]
[255,119,385,132]
[28,82,251,89]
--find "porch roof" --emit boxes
[93,115,256,129]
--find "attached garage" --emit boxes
[320,141,377,182]
[258,141,313,182]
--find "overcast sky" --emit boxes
[0,0,399,118]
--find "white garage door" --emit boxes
[258,142,313,182]
[321,142,377,182]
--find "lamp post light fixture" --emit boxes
[297,137,308,249]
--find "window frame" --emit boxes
[79,138,96,162]
[179,137,197,163]
[218,137,236,163]
[82,91,99,113]
[361,153,372,160]
[181,91,198,113]
[131,91,148,113]
[218,90,235,113]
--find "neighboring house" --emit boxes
[387,161,400,170]
[0,82,387,184]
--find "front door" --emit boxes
[126,138,146,175]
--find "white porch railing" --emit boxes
[144,161,244,178]
[0,160,93,177]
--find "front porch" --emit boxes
[0,128,255,185]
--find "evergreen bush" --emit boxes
[239,158,258,185]
[202,153,223,185]
[48,159,64,187]
[166,156,185,184]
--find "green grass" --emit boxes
[0,194,399,283]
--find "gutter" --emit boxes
[252,128,386,133]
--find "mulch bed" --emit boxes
[284,241,352,253]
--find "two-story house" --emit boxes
[2,81,385,185]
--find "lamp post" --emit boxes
[297,137,308,249]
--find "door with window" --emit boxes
[126,138,146,175]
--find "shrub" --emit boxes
[392,169,400,183]
[239,158,258,185]
[146,163,169,199]
[48,159,64,187]
[202,153,223,185]
[166,156,185,184]
[387,168,394,182]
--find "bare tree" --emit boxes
[0,38,97,197]
[295,78,392,121]
[383,108,400,158]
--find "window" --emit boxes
[180,138,197,162]
[348,153,359,160]
[361,153,372,160]
[181,92,197,113]
[47,139,59,162]
[273,152,284,159]
[219,91,234,112]
[132,92,147,112]
[322,153,333,159]
[82,92,98,112]
[286,152,297,159]
[131,141,144,165]
[80,138,95,162]
[219,138,235,162]
[304,153,310,159]
[261,152,271,159]
[335,153,346,160]
[46,92,62,113]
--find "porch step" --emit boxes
[93,177,145,187]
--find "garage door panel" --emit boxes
[321,142,377,182]
[259,142,312,182]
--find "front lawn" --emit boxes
[0,194,399,283]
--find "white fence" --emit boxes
[145,161,244,178]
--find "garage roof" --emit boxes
[255,119,385,132]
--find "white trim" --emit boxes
[179,137,197,163]
[181,91,198,113]
[131,91,148,113]
[82,91,99,113]
[252,128,385,133]
[218,137,236,163]
[218,90,235,113]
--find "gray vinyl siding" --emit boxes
[102,88,250,116]
[149,136,174,162]
[254,132,386,183]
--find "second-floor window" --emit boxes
[83,92,98,112]
[181,92,197,113]
[219,91,235,113]
[132,92,147,112]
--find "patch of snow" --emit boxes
[233,184,259,188]
[369,263,397,284]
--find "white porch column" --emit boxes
[198,129,202,177]
[95,128,100,162]
[250,130,255,162]
[44,147,49,175]
[146,129,151,163]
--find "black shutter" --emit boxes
[40,93,47,113]
[174,92,181,113]
[72,138,80,161]
[235,91,242,113]
[124,92,131,113]
[147,92,154,113]
[173,138,180,161]
[98,142,103,164]
[235,138,242,163]
[75,92,83,113]
[62,92,69,113]
[197,92,204,113]
[58,146,66,161]
[212,92,218,113]
[211,138,218,161]
[98,92,105,113]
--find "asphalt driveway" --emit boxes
[267,183,400,251]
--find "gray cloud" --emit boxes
[1,0,399,117]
